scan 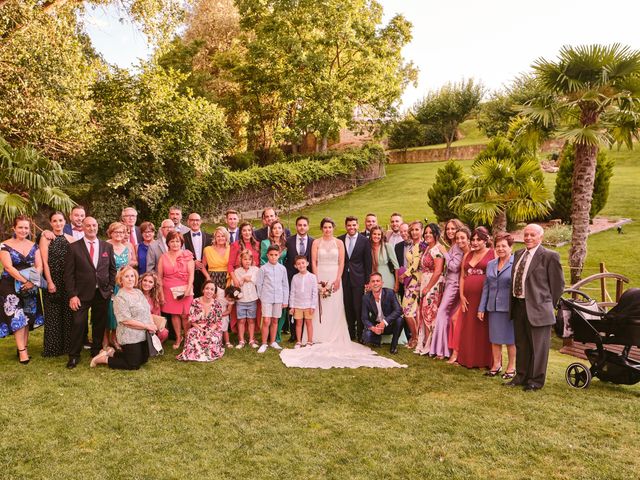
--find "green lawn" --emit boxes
[2,147,639,479]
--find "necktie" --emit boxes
[348,235,355,256]
[229,231,234,243]
[129,229,135,245]
[299,237,305,255]
[89,241,95,266]
[193,232,201,237]
[513,250,529,297]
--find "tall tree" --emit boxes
[234,0,417,153]
[414,79,485,160]
[521,44,640,282]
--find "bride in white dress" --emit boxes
[280,218,406,369]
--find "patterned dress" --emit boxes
[0,243,44,338]
[401,242,424,318]
[176,297,224,362]
[415,244,445,355]
[42,235,73,356]
[107,246,130,330]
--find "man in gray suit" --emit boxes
[506,224,564,391]
[146,219,175,273]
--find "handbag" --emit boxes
[146,330,164,357]
[170,285,187,299]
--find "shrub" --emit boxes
[388,117,443,150]
[553,144,614,223]
[427,160,468,223]
[543,224,572,246]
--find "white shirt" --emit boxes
[190,230,203,261]
[228,229,239,243]
[513,244,541,298]
[346,234,358,255]
[373,293,388,326]
[83,237,99,269]
[386,230,403,246]
[71,228,85,240]
[289,272,318,309]
[234,266,259,303]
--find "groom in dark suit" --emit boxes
[284,216,314,340]
[64,217,116,368]
[184,212,211,297]
[507,224,564,391]
[361,273,403,353]
[339,216,372,341]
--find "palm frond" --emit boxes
[558,125,610,146]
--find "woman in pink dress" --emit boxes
[177,280,224,362]
[415,223,445,355]
[447,225,472,364]
[157,231,194,350]
[457,227,494,369]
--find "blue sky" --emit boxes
[82,0,640,109]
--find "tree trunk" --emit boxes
[492,210,507,234]
[569,142,598,283]
[320,136,328,152]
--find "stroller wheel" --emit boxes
[566,362,592,389]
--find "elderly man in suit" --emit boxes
[146,219,175,273]
[339,216,372,341]
[506,224,564,391]
[64,217,116,368]
[284,215,314,340]
[121,207,142,247]
[183,212,212,297]
[361,273,403,354]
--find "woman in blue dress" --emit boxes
[478,232,516,378]
[0,215,44,364]
[106,222,137,349]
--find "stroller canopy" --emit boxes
[606,288,640,324]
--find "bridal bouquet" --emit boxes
[318,281,334,299]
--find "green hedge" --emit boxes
[198,143,386,213]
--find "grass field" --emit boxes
[1,146,639,479]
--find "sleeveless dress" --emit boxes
[280,238,406,369]
[457,249,494,368]
[0,243,44,338]
[415,245,444,355]
[161,250,194,315]
[176,297,224,362]
[42,235,73,356]
[107,246,130,330]
[429,244,463,357]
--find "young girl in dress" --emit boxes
[218,285,235,348]
[233,250,259,348]
[138,272,168,342]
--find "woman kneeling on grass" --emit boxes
[91,266,158,369]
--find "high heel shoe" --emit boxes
[18,348,30,365]
[16,348,32,360]
[484,366,502,377]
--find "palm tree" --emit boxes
[0,137,76,231]
[519,44,640,283]
[451,156,551,233]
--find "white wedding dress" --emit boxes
[280,238,406,369]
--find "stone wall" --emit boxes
[386,139,566,164]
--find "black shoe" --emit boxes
[390,347,398,354]
[288,335,297,343]
[17,348,31,361]
[503,380,523,388]
[66,358,80,369]
[523,384,542,392]
[83,342,92,350]
[18,348,30,365]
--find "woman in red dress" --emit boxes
[457,226,494,369]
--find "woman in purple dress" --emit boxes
[429,219,466,359]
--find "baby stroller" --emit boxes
[555,288,640,388]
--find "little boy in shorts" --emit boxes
[255,245,289,353]
[288,255,318,348]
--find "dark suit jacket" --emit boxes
[254,226,291,242]
[395,241,408,268]
[284,235,314,282]
[64,239,116,301]
[511,246,565,327]
[183,230,212,262]
[361,287,402,331]
[339,233,372,287]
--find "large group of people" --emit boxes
[0,204,565,390]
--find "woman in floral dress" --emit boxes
[415,223,445,355]
[177,280,224,362]
[0,215,44,364]
[399,221,424,349]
